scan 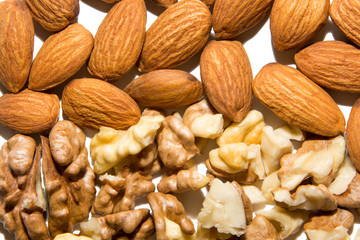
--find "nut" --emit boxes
[53,233,93,240]
[253,63,345,137]
[87,0,146,82]
[124,69,203,109]
[200,40,253,122]
[270,0,329,51]
[138,0,212,72]
[213,0,273,39]
[242,185,267,206]
[346,97,360,172]
[330,0,360,47]
[0,0,34,93]
[261,171,281,202]
[28,23,93,91]
[62,78,141,131]
[151,0,177,8]
[243,215,280,240]
[90,109,164,174]
[198,179,252,237]
[25,0,79,31]
[0,89,60,134]
[327,156,356,195]
[334,172,360,208]
[295,41,360,93]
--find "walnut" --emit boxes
[42,120,96,238]
[242,185,267,206]
[157,169,210,193]
[148,192,195,240]
[198,179,252,237]
[261,171,281,202]
[334,172,360,208]
[242,215,280,240]
[217,110,265,146]
[157,115,199,169]
[183,99,224,139]
[80,209,154,240]
[92,170,155,216]
[90,110,164,174]
[0,134,49,240]
[53,233,93,240]
[272,184,337,211]
[327,156,356,195]
[304,209,354,240]
[278,135,345,191]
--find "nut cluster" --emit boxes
[1,0,360,239]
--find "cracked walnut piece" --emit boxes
[41,120,96,238]
[0,134,49,240]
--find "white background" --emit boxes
[1,0,359,239]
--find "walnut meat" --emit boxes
[42,120,96,238]
[0,134,49,240]
[157,115,199,169]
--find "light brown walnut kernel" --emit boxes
[335,172,360,208]
[42,120,96,238]
[242,215,280,240]
[157,115,199,169]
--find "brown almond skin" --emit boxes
[29,23,94,91]
[0,89,59,134]
[330,0,360,47]
[252,63,345,137]
[0,0,34,93]
[200,40,253,122]
[138,0,212,72]
[295,41,360,93]
[25,0,79,32]
[270,0,330,51]
[201,0,215,7]
[124,70,203,109]
[87,0,146,82]
[62,78,141,131]
[213,0,273,39]
[151,0,177,8]
[346,98,360,172]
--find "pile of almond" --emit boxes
[1,0,360,239]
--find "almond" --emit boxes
[87,0,146,82]
[295,41,360,93]
[151,0,177,8]
[201,0,215,7]
[124,69,203,109]
[62,78,141,130]
[346,97,360,172]
[213,0,273,39]
[28,23,93,91]
[0,89,59,134]
[252,63,345,137]
[330,0,360,47]
[270,0,330,51]
[138,0,212,72]
[0,0,34,93]
[200,40,253,122]
[25,0,79,32]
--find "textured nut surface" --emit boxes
[62,78,141,131]
[0,0,34,93]
[138,0,212,72]
[87,0,146,82]
[25,0,79,31]
[201,40,253,122]
[253,63,345,136]
[244,215,280,240]
[0,89,59,134]
[330,0,360,47]
[335,173,360,208]
[270,0,329,51]
[213,0,273,39]
[151,0,177,8]
[346,97,360,172]
[29,23,93,91]
[125,69,203,109]
[295,41,360,93]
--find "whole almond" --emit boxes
[124,69,203,109]
[200,40,253,122]
[346,97,360,172]
[87,0,146,82]
[0,0,34,93]
[201,0,215,7]
[330,0,360,47]
[25,0,79,32]
[29,23,93,91]
[252,63,345,137]
[270,0,330,51]
[0,89,59,134]
[138,0,212,72]
[62,78,141,130]
[295,41,360,93]
[213,0,273,39]
[151,0,177,8]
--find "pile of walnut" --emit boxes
[1,98,359,240]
